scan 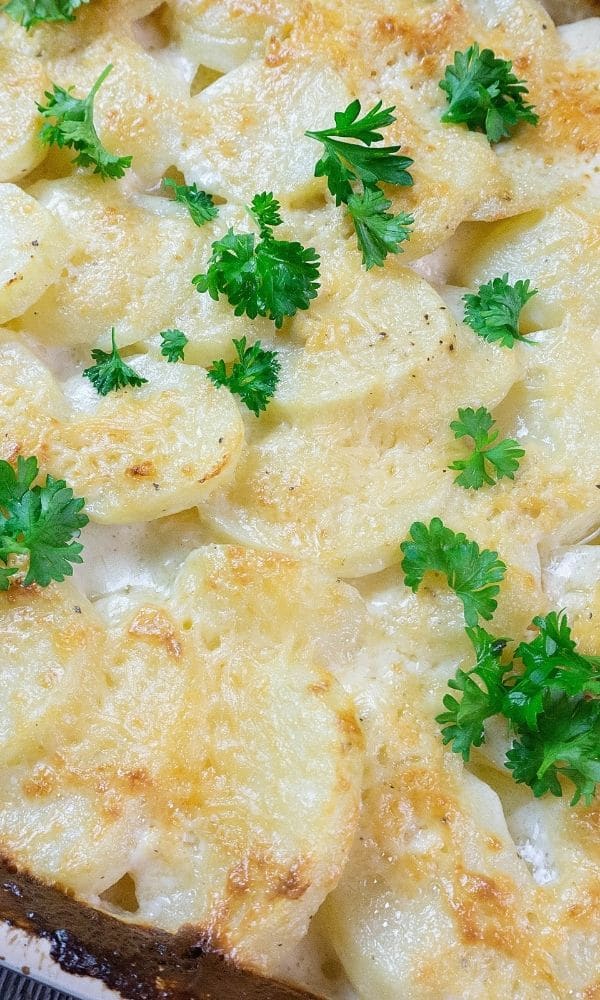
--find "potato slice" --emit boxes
[179,57,351,206]
[0,184,71,324]
[0,338,244,524]
[0,49,49,183]
[45,355,244,523]
[0,331,68,462]
[167,0,296,74]
[201,289,523,576]
[450,194,600,543]
[0,582,107,768]
[46,34,193,186]
[18,177,264,353]
[0,546,365,970]
[321,674,555,1000]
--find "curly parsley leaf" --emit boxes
[504,612,600,728]
[463,273,538,348]
[1,0,88,28]
[0,456,88,588]
[37,63,132,180]
[159,328,188,363]
[437,610,600,806]
[449,406,524,490]
[207,336,280,416]
[162,178,218,228]
[248,191,284,235]
[437,626,509,760]
[83,328,148,396]
[192,194,320,328]
[439,42,539,142]
[400,517,506,627]
[306,100,413,204]
[506,695,600,806]
[347,187,413,269]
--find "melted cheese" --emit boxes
[0,546,364,968]
[0,0,599,997]
[0,337,244,522]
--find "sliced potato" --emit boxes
[322,676,556,1000]
[0,546,365,969]
[46,34,193,186]
[0,582,107,768]
[0,331,68,462]
[18,177,266,353]
[0,184,71,324]
[45,355,244,523]
[201,292,525,576]
[0,49,49,183]
[450,195,600,543]
[179,57,351,206]
[167,0,297,73]
[0,338,244,524]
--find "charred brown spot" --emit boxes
[22,766,56,799]
[126,461,157,479]
[197,453,230,485]
[124,767,150,790]
[128,607,183,659]
[273,863,310,901]
[227,860,250,894]
[337,707,363,746]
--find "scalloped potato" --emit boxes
[0,1,599,999]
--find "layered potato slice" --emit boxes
[166,0,298,74]
[315,541,600,1000]
[0,184,71,325]
[171,0,599,247]
[178,57,352,207]
[451,192,600,541]
[0,546,365,970]
[15,177,273,355]
[0,332,68,462]
[0,581,107,769]
[42,33,195,186]
[0,49,49,183]
[46,354,244,522]
[0,1,164,64]
[199,256,529,578]
[0,336,243,523]
[200,182,599,585]
[321,675,558,1000]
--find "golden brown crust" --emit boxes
[0,854,322,1000]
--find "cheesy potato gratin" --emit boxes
[0,1,599,998]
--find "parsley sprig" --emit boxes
[450,406,524,490]
[306,100,414,269]
[437,626,509,759]
[159,328,188,363]
[439,43,539,142]
[2,0,88,28]
[193,193,320,328]
[438,613,600,806]
[506,697,600,806]
[83,328,148,396]
[401,518,506,627]
[37,64,132,180]
[0,456,88,588]
[463,273,538,348]
[504,612,600,728]
[208,336,280,416]
[162,178,218,228]
[347,187,413,270]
